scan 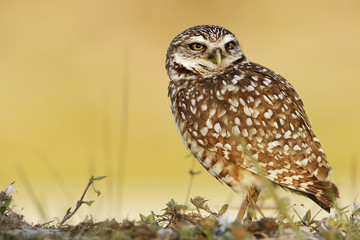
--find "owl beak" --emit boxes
[212,49,222,66]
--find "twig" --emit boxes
[59,176,106,226]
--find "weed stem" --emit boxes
[59,177,94,226]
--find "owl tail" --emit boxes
[279,181,339,213]
[308,181,339,212]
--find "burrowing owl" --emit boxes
[166,25,338,219]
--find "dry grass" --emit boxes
[1,180,360,240]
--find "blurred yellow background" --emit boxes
[1,0,359,223]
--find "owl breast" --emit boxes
[168,74,263,192]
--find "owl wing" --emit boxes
[237,63,332,181]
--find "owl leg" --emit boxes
[236,195,249,221]
[236,187,260,221]
[246,187,260,220]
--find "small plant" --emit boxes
[137,197,281,239]
[292,207,322,233]
[318,201,360,239]
[0,182,16,215]
[59,175,106,226]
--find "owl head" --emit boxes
[166,25,247,80]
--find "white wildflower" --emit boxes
[331,209,338,218]
[5,182,17,195]
[353,201,359,211]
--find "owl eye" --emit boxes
[189,43,206,51]
[225,41,236,50]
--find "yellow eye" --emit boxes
[189,43,205,51]
[225,41,235,50]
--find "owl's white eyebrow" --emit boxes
[223,35,236,43]
[186,36,206,43]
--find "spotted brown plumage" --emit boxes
[166,25,339,219]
